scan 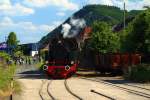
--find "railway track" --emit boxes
[41,78,83,100]
[93,78,150,92]
[90,89,115,100]
[80,77,150,99]
[47,80,56,100]
[64,79,83,100]
[123,83,150,91]
[39,80,47,100]
[39,79,55,100]
[65,78,117,100]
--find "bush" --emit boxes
[124,64,150,82]
[0,52,10,60]
[0,65,16,90]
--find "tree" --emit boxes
[7,32,18,47]
[6,32,19,54]
[122,9,150,53]
[90,21,120,53]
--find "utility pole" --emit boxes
[123,0,126,29]
[5,36,7,43]
[81,0,88,8]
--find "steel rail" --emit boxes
[39,80,46,100]
[64,79,83,100]
[47,80,56,100]
[80,77,150,99]
[91,89,116,100]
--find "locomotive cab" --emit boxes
[44,39,78,78]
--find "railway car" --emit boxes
[95,53,141,75]
[43,38,78,78]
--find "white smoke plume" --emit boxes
[61,23,71,38]
[70,17,86,28]
[61,17,86,38]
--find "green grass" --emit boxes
[124,64,150,83]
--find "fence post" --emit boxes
[10,94,12,100]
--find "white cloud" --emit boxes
[0,17,57,32]
[0,0,34,16]
[88,0,113,6]
[88,0,150,11]
[56,12,66,16]
[23,0,79,11]
[0,17,61,43]
[125,0,150,10]
[0,17,14,26]
[0,0,10,5]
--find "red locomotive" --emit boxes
[43,39,78,78]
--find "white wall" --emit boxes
[31,51,38,57]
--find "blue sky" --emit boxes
[0,0,149,44]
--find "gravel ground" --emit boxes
[71,77,150,100]
[13,79,42,100]
[12,66,150,100]
[48,80,78,100]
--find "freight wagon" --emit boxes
[95,53,141,74]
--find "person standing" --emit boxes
[28,57,31,65]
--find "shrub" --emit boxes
[0,52,21,96]
[0,65,16,90]
[124,64,150,82]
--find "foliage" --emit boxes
[124,64,150,82]
[0,52,21,96]
[6,32,19,54]
[7,32,18,47]
[0,52,10,60]
[14,51,23,57]
[121,9,150,53]
[0,52,15,90]
[13,80,22,94]
[0,65,16,91]
[90,21,120,53]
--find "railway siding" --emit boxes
[80,77,150,100]
[39,80,54,100]
[66,78,113,100]
[47,79,78,100]
[64,79,83,100]
[94,77,150,97]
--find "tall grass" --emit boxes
[0,52,21,96]
[0,65,16,91]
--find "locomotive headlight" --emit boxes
[65,65,70,71]
[43,65,48,71]
[71,61,74,65]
